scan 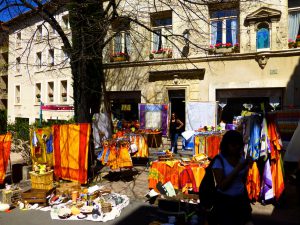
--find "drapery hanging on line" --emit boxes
[53,123,90,184]
[0,133,12,184]
[289,11,300,40]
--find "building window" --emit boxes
[60,80,68,102]
[61,46,69,62]
[15,85,20,104]
[210,9,238,46]
[16,57,21,73]
[113,32,131,54]
[37,25,43,41]
[36,52,42,69]
[151,11,172,51]
[62,15,70,30]
[35,83,41,103]
[47,81,54,103]
[16,32,21,48]
[48,49,54,66]
[256,23,270,50]
[288,6,300,41]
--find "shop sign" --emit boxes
[41,105,74,111]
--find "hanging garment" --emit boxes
[130,135,149,158]
[179,166,198,194]
[30,127,53,167]
[248,116,261,160]
[92,113,112,149]
[261,159,274,201]
[260,118,270,160]
[206,135,221,159]
[271,155,285,200]
[0,133,12,184]
[267,114,282,160]
[53,123,90,184]
[194,135,206,156]
[246,161,261,201]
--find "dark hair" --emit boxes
[220,130,244,156]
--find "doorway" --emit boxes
[168,89,186,131]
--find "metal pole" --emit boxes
[39,101,43,127]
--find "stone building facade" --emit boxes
[4,0,300,125]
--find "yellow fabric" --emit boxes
[30,127,53,166]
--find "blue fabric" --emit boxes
[257,28,270,49]
[211,21,218,45]
[46,134,53,153]
[145,105,162,111]
[212,154,247,196]
[248,117,261,160]
[216,21,223,43]
[231,19,237,45]
[171,133,179,153]
[226,19,232,44]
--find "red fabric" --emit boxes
[53,125,61,178]
[206,135,221,159]
[267,114,282,160]
[179,166,198,193]
[246,162,261,201]
[0,133,12,184]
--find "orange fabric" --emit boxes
[149,160,205,193]
[271,156,285,200]
[206,135,221,159]
[0,133,12,184]
[267,114,282,160]
[246,162,261,201]
[53,123,90,184]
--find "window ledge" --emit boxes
[15,74,22,77]
[257,48,270,52]
[14,104,21,106]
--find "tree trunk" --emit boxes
[69,1,106,123]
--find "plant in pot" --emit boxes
[288,39,295,48]
[296,35,300,47]
[62,92,67,101]
[110,52,128,62]
[48,93,54,101]
[36,93,41,102]
[233,43,240,52]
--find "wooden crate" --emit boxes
[21,188,55,206]
[2,189,22,205]
[30,170,54,190]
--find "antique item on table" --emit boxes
[101,202,112,213]
[92,204,101,219]
[77,213,88,219]
[0,203,10,211]
[71,205,81,215]
[58,208,72,219]
[72,191,79,203]
[81,205,93,214]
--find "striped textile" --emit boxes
[53,123,90,184]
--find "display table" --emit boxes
[148,160,206,193]
[146,132,162,148]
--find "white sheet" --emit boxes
[186,102,217,131]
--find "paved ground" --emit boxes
[1,148,300,225]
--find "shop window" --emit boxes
[36,25,43,41]
[48,81,54,103]
[151,11,173,51]
[16,57,21,73]
[35,83,41,103]
[15,85,20,104]
[60,80,68,102]
[48,49,54,66]
[256,23,270,50]
[36,52,42,69]
[210,9,238,46]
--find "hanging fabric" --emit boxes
[260,118,270,160]
[260,159,274,201]
[247,116,261,160]
[30,127,53,167]
[53,123,90,184]
[246,161,261,201]
[288,11,300,40]
[0,133,12,184]
[271,155,285,200]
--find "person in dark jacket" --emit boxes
[169,112,184,154]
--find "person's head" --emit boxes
[220,130,244,157]
[171,112,176,120]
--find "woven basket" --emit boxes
[30,170,54,190]
[101,202,112,213]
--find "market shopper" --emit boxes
[212,130,253,225]
[169,112,184,154]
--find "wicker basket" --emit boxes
[1,189,22,205]
[29,170,54,190]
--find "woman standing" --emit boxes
[212,130,253,225]
[170,112,184,154]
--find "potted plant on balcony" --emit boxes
[208,45,215,54]
[233,43,240,53]
[296,35,300,47]
[150,48,172,59]
[110,52,128,62]
[215,43,233,54]
[36,93,41,102]
[61,92,67,101]
[288,39,295,48]
[48,93,54,101]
